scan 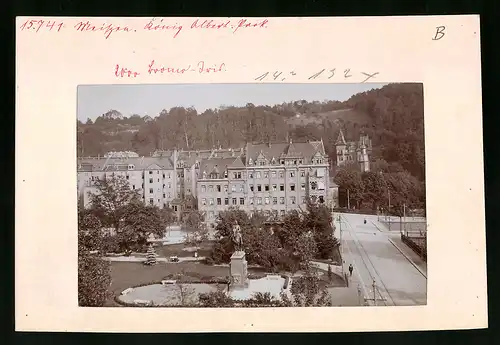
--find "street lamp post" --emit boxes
[388,188,391,231]
[338,214,344,278]
[347,189,350,210]
[372,279,377,306]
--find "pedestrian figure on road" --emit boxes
[349,264,353,277]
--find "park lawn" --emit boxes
[106,261,268,306]
[155,241,214,258]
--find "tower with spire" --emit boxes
[358,136,370,172]
[335,128,347,166]
[335,127,371,171]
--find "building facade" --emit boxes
[78,142,333,228]
[335,128,371,172]
[197,140,331,229]
[77,154,178,210]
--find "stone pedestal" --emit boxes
[230,251,249,288]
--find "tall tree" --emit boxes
[78,209,111,306]
[88,175,141,232]
[361,171,388,210]
[334,169,365,208]
[118,200,165,251]
[303,201,338,260]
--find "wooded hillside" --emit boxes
[77,83,424,181]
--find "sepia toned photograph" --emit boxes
[77,82,427,308]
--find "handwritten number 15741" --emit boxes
[19,19,64,32]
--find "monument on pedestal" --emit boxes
[229,221,249,288]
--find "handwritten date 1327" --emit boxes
[255,68,380,83]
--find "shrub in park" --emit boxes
[144,243,157,265]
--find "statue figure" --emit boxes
[232,220,243,252]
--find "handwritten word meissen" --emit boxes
[19,17,269,39]
[114,60,226,78]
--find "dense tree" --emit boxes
[88,175,141,232]
[182,209,205,232]
[303,201,338,260]
[198,281,332,307]
[184,223,210,249]
[160,206,177,227]
[210,205,339,271]
[117,199,166,251]
[383,171,425,214]
[87,175,165,252]
[334,169,365,208]
[78,208,111,306]
[199,290,235,307]
[290,271,333,307]
[361,171,388,210]
[78,209,104,253]
[210,208,283,270]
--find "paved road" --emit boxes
[335,213,427,306]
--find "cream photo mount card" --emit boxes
[16,15,486,332]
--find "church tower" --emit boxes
[335,128,347,166]
[359,136,370,172]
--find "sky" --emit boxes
[77,83,388,121]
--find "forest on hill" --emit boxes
[77,83,425,182]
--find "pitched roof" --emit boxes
[285,142,301,157]
[335,129,347,146]
[228,156,245,168]
[78,156,174,172]
[245,141,325,164]
[198,157,236,178]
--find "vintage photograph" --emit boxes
[77,82,427,308]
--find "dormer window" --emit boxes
[128,164,134,170]
[202,171,207,179]
[249,158,253,165]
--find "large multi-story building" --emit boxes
[77,141,335,228]
[197,139,331,229]
[77,148,245,218]
[77,154,178,210]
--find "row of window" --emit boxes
[147,199,179,212]
[89,171,175,181]
[202,168,325,180]
[247,158,325,166]
[205,209,289,220]
[201,195,325,206]
[200,181,325,193]
[248,170,306,179]
[204,197,327,220]
[338,155,354,161]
